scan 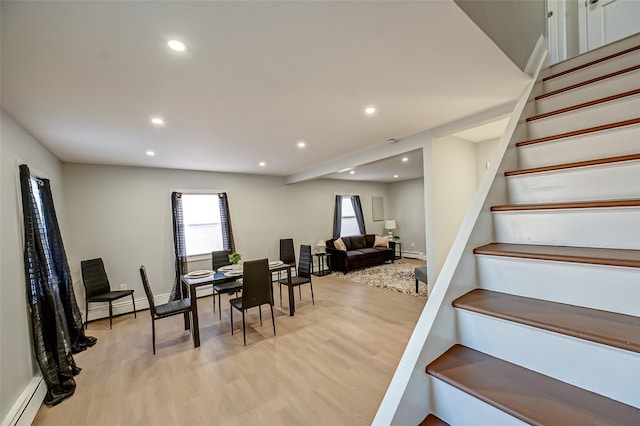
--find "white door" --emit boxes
[584,0,640,51]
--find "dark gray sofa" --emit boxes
[326,234,395,274]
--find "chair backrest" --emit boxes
[241,258,271,309]
[212,249,232,270]
[81,258,111,298]
[139,265,156,317]
[280,238,296,265]
[298,245,312,278]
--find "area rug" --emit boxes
[334,261,427,297]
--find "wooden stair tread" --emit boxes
[527,88,640,122]
[426,345,640,425]
[504,153,640,176]
[543,45,640,81]
[491,198,640,212]
[537,64,640,100]
[453,289,640,353]
[516,117,640,147]
[419,414,450,426]
[473,242,640,268]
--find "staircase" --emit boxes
[376,35,640,425]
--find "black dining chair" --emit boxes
[139,265,192,354]
[280,238,297,275]
[81,258,136,329]
[277,245,314,307]
[229,258,275,346]
[211,249,243,319]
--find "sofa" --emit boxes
[326,234,395,274]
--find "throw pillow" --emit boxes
[334,237,347,251]
[374,235,389,248]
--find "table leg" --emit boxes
[190,284,200,348]
[288,266,295,316]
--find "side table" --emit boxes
[312,253,332,276]
[393,241,402,260]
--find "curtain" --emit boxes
[170,192,188,301]
[219,192,235,252]
[19,164,95,406]
[351,195,366,235]
[332,195,343,239]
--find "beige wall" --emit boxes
[431,135,477,274]
[1,110,66,422]
[475,137,500,185]
[387,178,426,255]
[63,163,390,304]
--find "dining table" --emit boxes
[180,260,294,348]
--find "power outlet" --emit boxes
[120,283,127,290]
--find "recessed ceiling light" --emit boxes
[168,40,187,52]
[297,141,306,148]
[151,117,164,126]
[259,162,266,167]
[349,170,355,175]
[393,174,399,178]
[146,150,155,157]
[365,106,376,115]
[402,157,409,162]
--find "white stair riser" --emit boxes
[542,53,640,93]
[476,255,640,316]
[536,69,640,114]
[493,207,640,249]
[457,311,640,408]
[429,377,528,426]
[527,95,640,139]
[507,161,640,204]
[518,124,640,169]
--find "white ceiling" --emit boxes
[1,1,530,180]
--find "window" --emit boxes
[340,196,360,237]
[182,193,224,256]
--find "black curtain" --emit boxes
[351,195,366,235]
[170,192,188,301]
[19,164,95,406]
[219,192,235,252]
[332,195,343,239]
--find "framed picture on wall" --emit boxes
[372,196,384,221]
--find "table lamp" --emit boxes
[316,239,326,254]
[384,219,396,237]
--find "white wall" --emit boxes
[474,138,500,185]
[62,163,390,306]
[431,135,478,275]
[387,178,426,255]
[0,110,65,423]
[454,0,546,71]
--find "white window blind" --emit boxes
[182,194,224,256]
[340,196,360,237]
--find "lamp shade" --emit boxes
[316,240,326,247]
[384,220,396,230]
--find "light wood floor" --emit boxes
[33,266,426,425]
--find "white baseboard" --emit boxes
[402,251,426,261]
[1,375,46,426]
[85,288,214,323]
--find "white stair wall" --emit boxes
[456,310,640,407]
[536,67,640,114]
[506,160,640,204]
[493,206,640,249]
[526,94,640,139]
[517,123,640,169]
[476,255,640,316]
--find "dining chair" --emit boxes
[139,265,192,354]
[229,258,275,346]
[277,244,314,307]
[81,257,136,329]
[280,238,297,275]
[211,249,243,319]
